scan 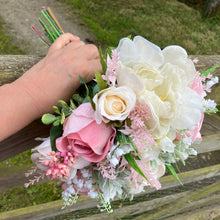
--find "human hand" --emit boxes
[14,33,102,118]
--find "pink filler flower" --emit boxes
[56,103,116,163]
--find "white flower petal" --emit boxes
[117,37,138,64]
[162,46,196,85]
[134,36,164,67]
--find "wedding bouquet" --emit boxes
[26,8,219,212]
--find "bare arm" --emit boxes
[0,33,102,141]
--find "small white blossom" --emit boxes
[81,169,92,178]
[203,99,217,110]
[67,185,75,194]
[158,136,176,153]
[84,180,93,189]
[109,157,119,166]
[88,190,98,198]
[183,136,192,146]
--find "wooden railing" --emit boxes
[0,55,219,219]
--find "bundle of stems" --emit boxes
[31,7,64,46]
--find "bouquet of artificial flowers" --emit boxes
[26,7,219,213]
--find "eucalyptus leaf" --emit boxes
[72,94,84,104]
[53,120,60,127]
[52,106,60,115]
[41,113,57,125]
[57,100,69,109]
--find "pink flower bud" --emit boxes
[46,169,52,175]
[43,161,50,166]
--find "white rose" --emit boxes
[93,86,136,124]
[117,36,203,139]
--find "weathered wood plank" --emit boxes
[0,164,219,220]
[167,203,220,220]
[0,55,42,86]
[134,181,220,220]
[0,121,50,162]
[0,55,219,161]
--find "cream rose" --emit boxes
[93,86,136,124]
[116,36,203,139]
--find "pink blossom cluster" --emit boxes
[97,160,117,180]
[44,151,76,180]
[125,104,156,152]
[127,158,161,190]
[103,49,120,86]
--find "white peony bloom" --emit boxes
[117,36,203,139]
[93,86,136,124]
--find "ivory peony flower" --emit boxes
[116,36,203,139]
[93,86,136,124]
[56,103,116,163]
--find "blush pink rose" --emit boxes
[56,103,115,163]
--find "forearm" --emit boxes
[0,82,39,141]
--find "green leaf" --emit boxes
[124,152,150,183]
[58,100,71,116]
[200,64,220,77]
[72,94,84,105]
[78,76,90,97]
[105,47,115,59]
[53,106,60,115]
[78,75,85,84]
[53,120,60,126]
[60,110,66,124]
[50,124,63,151]
[95,70,107,91]
[117,131,137,155]
[166,163,183,185]
[99,46,107,73]
[70,99,77,110]
[57,100,69,109]
[87,97,95,110]
[105,121,123,128]
[41,114,57,125]
[174,163,181,173]
[93,84,100,95]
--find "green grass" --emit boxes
[0,150,32,169]
[0,150,62,212]
[0,17,26,55]
[0,180,62,212]
[62,0,220,54]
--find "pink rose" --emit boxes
[56,103,115,163]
